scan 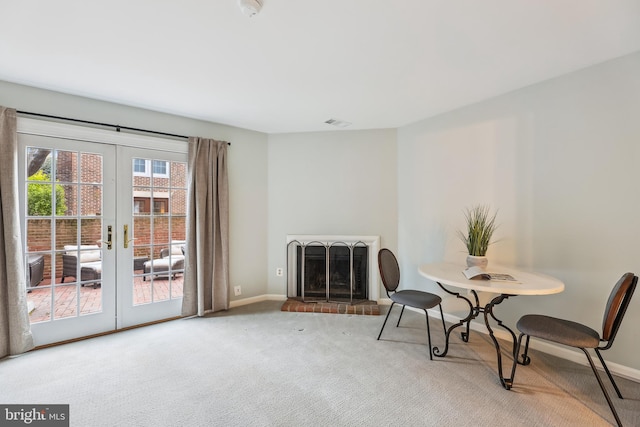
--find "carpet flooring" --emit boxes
[1,300,638,426]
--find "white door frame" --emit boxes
[18,118,188,345]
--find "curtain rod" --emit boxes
[16,110,230,145]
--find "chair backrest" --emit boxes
[378,248,400,295]
[601,272,637,347]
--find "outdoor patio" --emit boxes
[27,269,184,323]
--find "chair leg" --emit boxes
[424,309,433,360]
[595,348,623,399]
[377,302,395,340]
[396,305,406,327]
[582,348,623,427]
[438,304,446,336]
[520,334,532,365]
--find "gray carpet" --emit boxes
[1,301,638,426]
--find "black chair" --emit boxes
[376,248,445,360]
[510,272,637,427]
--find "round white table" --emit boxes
[419,262,564,388]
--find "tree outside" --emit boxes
[27,170,67,216]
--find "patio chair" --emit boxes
[376,248,446,360]
[509,272,637,427]
[143,242,185,280]
[61,245,102,288]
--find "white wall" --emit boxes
[397,52,640,370]
[0,80,269,303]
[266,129,398,296]
[4,50,639,372]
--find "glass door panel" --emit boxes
[19,134,116,347]
[117,147,187,327]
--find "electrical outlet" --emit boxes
[234,286,242,296]
[276,268,283,277]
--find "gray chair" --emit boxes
[509,272,637,427]
[376,248,445,360]
[61,245,102,288]
[143,243,185,280]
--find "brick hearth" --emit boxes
[281,298,380,315]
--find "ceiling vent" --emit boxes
[324,118,352,128]
[238,0,263,17]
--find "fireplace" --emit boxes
[286,235,380,304]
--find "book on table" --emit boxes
[462,266,520,282]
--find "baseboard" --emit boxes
[378,297,640,383]
[229,293,287,308]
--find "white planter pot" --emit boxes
[466,255,488,269]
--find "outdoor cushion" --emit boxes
[169,241,186,255]
[64,245,101,262]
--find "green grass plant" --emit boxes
[458,205,498,256]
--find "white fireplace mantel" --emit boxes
[286,234,381,302]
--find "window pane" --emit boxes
[80,153,102,184]
[133,158,146,174]
[133,216,151,246]
[153,199,168,214]
[57,184,76,216]
[152,216,170,246]
[153,160,167,175]
[25,253,50,291]
[54,284,78,319]
[55,219,78,250]
[81,185,102,216]
[80,218,102,246]
[26,148,52,180]
[26,219,52,252]
[170,189,187,215]
[133,187,151,215]
[152,171,169,188]
[170,162,187,188]
[80,285,102,315]
[170,216,186,242]
[27,182,53,216]
[135,278,152,305]
[28,286,51,324]
[152,281,170,302]
[55,151,78,184]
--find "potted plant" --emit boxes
[458,204,498,268]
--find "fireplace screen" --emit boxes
[295,245,368,302]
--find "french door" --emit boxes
[19,126,187,346]
[116,146,187,327]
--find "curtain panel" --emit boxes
[182,137,230,316]
[0,106,34,357]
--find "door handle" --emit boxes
[102,225,113,250]
[124,224,137,249]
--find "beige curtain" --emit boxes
[0,107,34,357]
[182,137,229,316]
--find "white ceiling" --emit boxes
[1,1,639,134]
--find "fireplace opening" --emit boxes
[295,245,368,302]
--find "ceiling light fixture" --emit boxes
[324,118,352,128]
[238,0,263,17]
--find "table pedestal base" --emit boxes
[432,282,518,388]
